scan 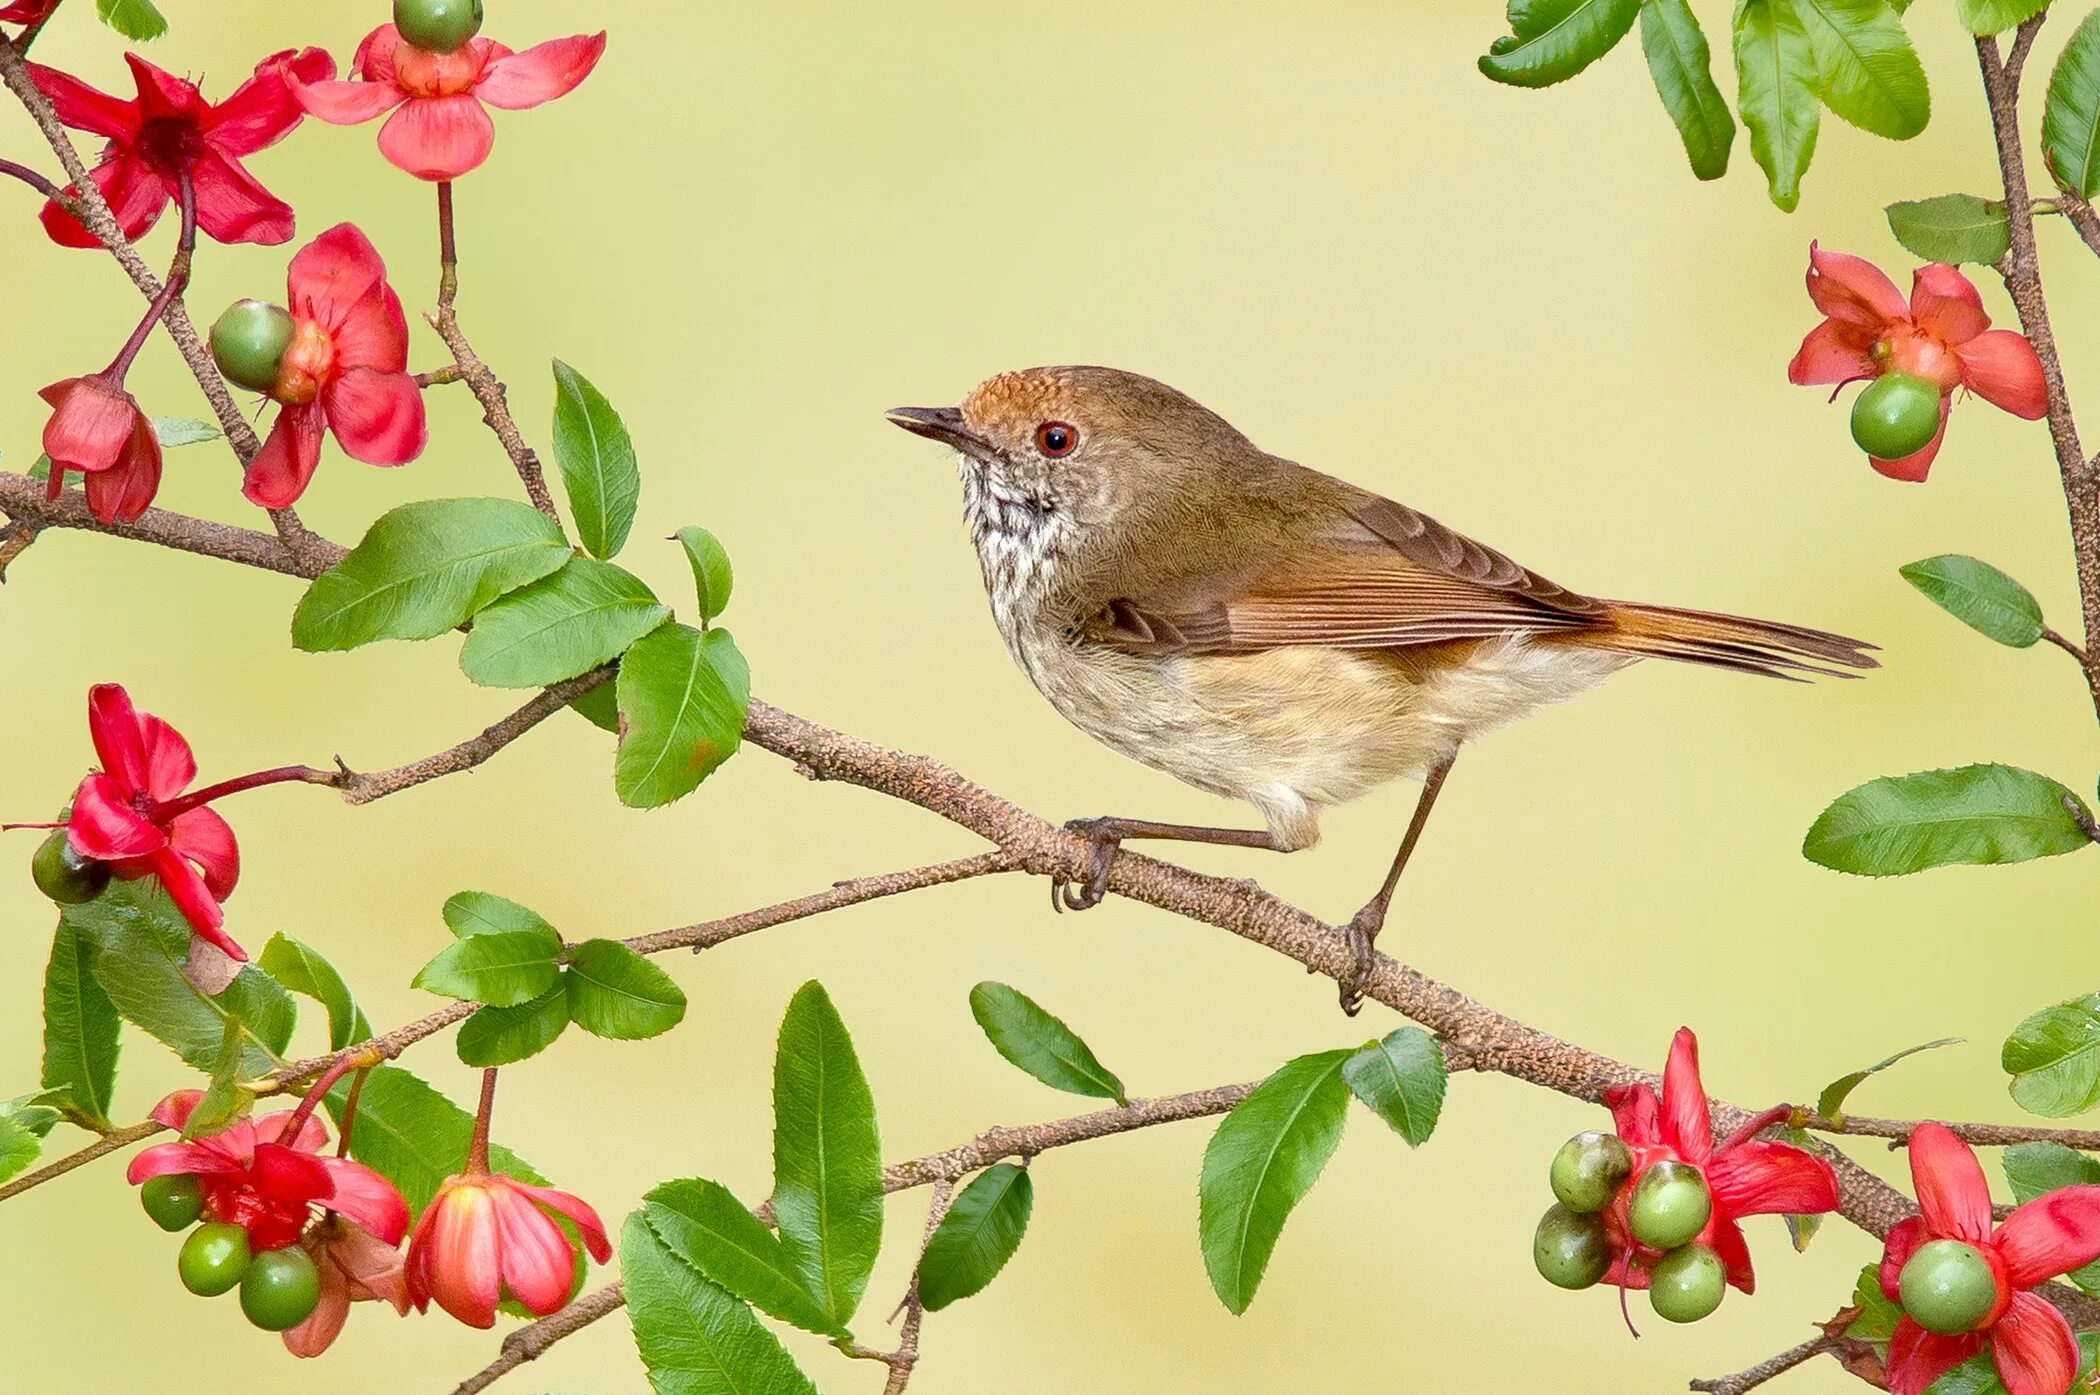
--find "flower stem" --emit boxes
[282,1052,372,1141]
[436,180,458,313]
[0,154,59,201]
[148,763,342,822]
[335,1066,370,1159]
[1720,1103,1797,1152]
[467,1067,496,1174]
[103,170,195,381]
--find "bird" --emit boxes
[887,366,1875,1011]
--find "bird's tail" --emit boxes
[1562,601,1880,680]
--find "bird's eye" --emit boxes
[1035,421,1077,457]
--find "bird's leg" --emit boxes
[1337,753,1458,1016]
[1053,817,1289,913]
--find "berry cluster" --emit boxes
[147,1182,325,1333]
[1534,1131,1726,1323]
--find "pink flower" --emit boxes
[405,1170,611,1326]
[36,373,161,522]
[283,1213,412,1358]
[244,223,426,508]
[289,24,605,181]
[1789,243,2047,481]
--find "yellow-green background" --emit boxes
[2,1,2092,1390]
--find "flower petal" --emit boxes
[1909,1122,1994,1244]
[41,377,138,475]
[85,685,147,794]
[205,48,335,154]
[282,1254,351,1358]
[1910,264,1991,345]
[505,1179,612,1262]
[187,146,297,246]
[82,411,161,523]
[288,73,406,126]
[377,94,495,180]
[1886,1317,1986,1395]
[65,772,161,858]
[352,23,405,86]
[126,1139,241,1183]
[1706,1140,1839,1218]
[243,405,325,509]
[1806,242,1908,329]
[167,806,238,899]
[325,368,426,464]
[330,281,409,373]
[491,1186,577,1315]
[251,1141,335,1207]
[1881,1215,1927,1303]
[1992,1291,2080,1395]
[150,846,243,960]
[252,1108,329,1154]
[23,62,140,141]
[333,1223,412,1310]
[1789,320,1879,386]
[1997,1184,2100,1287]
[149,1089,203,1131]
[417,1184,502,1327]
[131,710,197,802]
[475,32,607,110]
[1659,1028,1712,1164]
[123,53,206,128]
[1955,329,2049,420]
[1711,1216,1756,1294]
[1871,397,1950,482]
[41,153,168,247]
[287,222,387,331]
[321,1159,410,1245]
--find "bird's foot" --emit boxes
[1052,817,1121,913]
[1335,902,1387,1017]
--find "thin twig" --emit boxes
[2042,624,2090,664]
[879,1177,956,1394]
[0,152,61,200]
[336,668,616,805]
[0,1119,162,1203]
[0,518,42,580]
[1689,1334,1840,1395]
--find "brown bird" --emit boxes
[888,367,1875,1011]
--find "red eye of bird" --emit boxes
[1035,421,1077,457]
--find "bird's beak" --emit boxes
[886,405,990,459]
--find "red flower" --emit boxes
[0,1,60,24]
[1789,243,2047,481]
[405,1170,611,1326]
[243,223,426,508]
[283,1213,412,1358]
[27,49,331,248]
[1598,1029,1840,1294]
[126,1090,408,1255]
[37,373,161,522]
[289,23,604,181]
[1878,1123,2100,1395]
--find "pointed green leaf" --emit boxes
[411,927,564,1006]
[2046,8,2100,198]
[150,418,220,447]
[1776,1127,1826,1251]
[1341,1027,1447,1146]
[325,1065,549,1219]
[0,1113,41,1186]
[182,1022,254,1139]
[1640,0,1735,179]
[614,624,749,808]
[442,890,557,940]
[1846,1261,1902,1341]
[1885,198,2012,266]
[643,1178,842,1337]
[1900,555,2043,646]
[1805,764,2095,875]
[2002,1142,2100,1293]
[1795,0,1929,141]
[291,498,570,652]
[675,527,734,622]
[772,982,882,1327]
[622,1213,821,1395]
[1816,1037,1961,1124]
[1478,0,1642,88]
[258,933,372,1052]
[456,984,571,1066]
[1198,1050,1353,1314]
[459,556,669,689]
[968,982,1127,1104]
[2004,995,2100,1117]
[917,1163,1035,1312]
[41,921,119,1130]
[569,677,621,733]
[551,360,641,562]
[96,0,166,41]
[1957,0,2050,37]
[1735,0,1822,211]
[565,939,686,1040]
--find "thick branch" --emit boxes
[0,1119,161,1203]
[337,668,615,805]
[0,473,338,577]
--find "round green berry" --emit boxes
[1628,1161,1712,1251]
[1648,1244,1726,1323]
[1550,1130,1633,1214]
[393,0,484,52]
[1533,1203,1612,1291]
[239,1245,321,1331]
[140,1174,205,1232]
[208,300,294,394]
[1900,1239,2000,1336]
[30,829,108,905]
[178,1221,251,1297]
[1850,371,1941,461]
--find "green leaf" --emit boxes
[1956,0,2050,37]
[41,921,118,1131]
[1341,1027,1447,1146]
[1845,1261,1902,1342]
[182,1022,254,1139]
[1925,1333,2100,1394]
[326,1065,548,1219]
[27,456,49,482]
[1900,555,2043,646]
[566,939,686,1040]
[621,1213,820,1395]
[291,498,570,652]
[258,934,371,1052]
[1478,0,1642,88]
[442,890,557,940]
[1794,0,1929,141]
[150,418,220,447]
[0,1113,41,1185]
[1778,1126,1826,1251]
[2046,8,2100,198]
[772,981,883,1328]
[456,984,571,1066]
[643,1178,842,1337]
[569,677,621,733]
[967,982,1128,1105]
[1815,1037,1962,1124]
[62,882,292,1074]
[1639,0,1735,179]
[458,556,669,689]
[917,1163,1034,1312]
[2004,994,2100,1117]
[2002,1142,2100,1293]
[614,624,750,808]
[1885,198,2012,266]
[674,527,734,622]
[96,0,167,41]
[411,927,564,1007]
[1804,764,2095,875]
[1198,1049,1353,1314]
[551,360,641,562]
[1735,0,1822,212]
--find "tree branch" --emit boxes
[0,1118,162,1204]
[1689,1334,1845,1395]
[336,668,615,804]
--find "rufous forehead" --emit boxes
[959,371,1081,433]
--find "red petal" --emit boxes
[167,806,238,899]
[85,685,147,794]
[1882,1216,1927,1303]
[41,377,137,475]
[331,281,410,373]
[204,47,334,155]
[1909,1122,1994,1243]
[1887,1317,1987,1395]
[126,1140,240,1183]
[321,1160,410,1245]
[69,774,164,859]
[1806,242,1908,329]
[131,709,196,802]
[41,154,168,246]
[377,94,495,180]
[1603,1082,1661,1145]
[243,405,324,508]
[1710,1215,1756,1294]
[186,146,296,246]
[149,1089,203,1131]
[122,53,205,128]
[282,1258,350,1358]
[1871,397,1950,482]
[507,1178,612,1262]
[1659,1028,1712,1163]
[1789,320,1879,386]
[1997,1185,2100,1287]
[416,1184,501,1327]
[325,368,426,464]
[251,1141,334,1206]
[475,32,607,110]
[1910,264,1990,345]
[288,73,404,126]
[352,24,405,86]
[150,846,243,960]
[24,62,140,140]
[253,1109,329,1154]
[491,1186,577,1315]
[1956,329,2049,420]
[83,411,162,522]
[1707,1140,1839,1218]
[1992,1291,2080,1395]
[286,222,387,332]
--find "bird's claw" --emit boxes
[1336,906,1384,1017]
[1050,818,1118,913]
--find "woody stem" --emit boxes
[0,154,59,200]
[1720,1104,1797,1153]
[282,1053,369,1140]
[468,1068,497,1174]
[147,763,343,822]
[104,170,195,380]
[437,179,458,311]
[335,1067,370,1159]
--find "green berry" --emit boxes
[1532,1203,1612,1291]
[239,1246,321,1331]
[178,1221,251,1297]
[31,829,108,905]
[1850,371,1941,461]
[393,0,484,52]
[1550,1130,1633,1214]
[140,1174,205,1232]
[1648,1244,1726,1323]
[1628,1160,1711,1251]
[209,300,294,394]
[1899,1238,2000,1336]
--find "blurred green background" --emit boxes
[3,1,2094,1390]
